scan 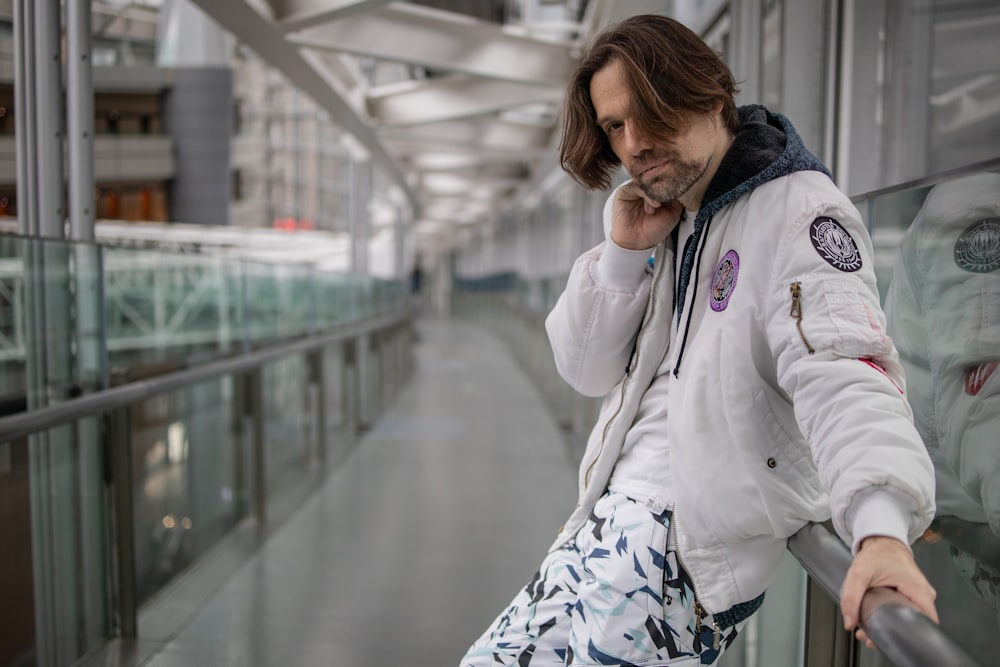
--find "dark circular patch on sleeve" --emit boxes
[809,217,862,272]
[954,218,1000,273]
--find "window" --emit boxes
[844,0,1000,192]
[761,0,784,111]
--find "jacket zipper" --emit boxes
[789,282,815,354]
[585,375,629,486]
[670,506,722,650]
[584,243,667,487]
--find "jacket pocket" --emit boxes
[751,387,827,536]
[822,279,893,357]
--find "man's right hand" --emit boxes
[610,181,684,250]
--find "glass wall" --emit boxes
[860,165,1000,666]
[0,232,412,667]
[0,436,37,666]
[845,0,1000,194]
[760,0,783,111]
[133,376,244,605]
[263,355,313,492]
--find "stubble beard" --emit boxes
[632,154,709,204]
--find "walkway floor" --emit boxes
[110,318,577,667]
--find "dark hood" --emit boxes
[701,104,830,213]
[670,105,831,377]
[675,105,830,321]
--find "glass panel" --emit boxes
[0,437,37,666]
[0,236,26,399]
[103,247,245,374]
[703,11,732,62]
[0,236,102,408]
[263,355,313,495]
[861,166,1000,666]
[322,342,347,452]
[242,261,316,341]
[0,235,109,666]
[760,0,783,110]
[924,1,1000,175]
[847,0,1000,193]
[101,243,405,375]
[0,420,109,667]
[133,376,244,605]
[0,230,407,663]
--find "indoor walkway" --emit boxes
[128,317,577,667]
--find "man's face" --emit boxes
[590,59,724,207]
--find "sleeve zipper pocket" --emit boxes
[789,282,816,354]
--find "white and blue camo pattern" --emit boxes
[460,492,751,666]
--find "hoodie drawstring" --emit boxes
[672,216,713,378]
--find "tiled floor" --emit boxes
[92,318,577,667]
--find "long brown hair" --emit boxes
[559,14,739,190]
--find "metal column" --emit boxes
[12,0,37,235]
[68,5,107,651]
[33,0,65,237]
[15,3,76,665]
[67,0,95,242]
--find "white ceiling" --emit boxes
[189,0,665,249]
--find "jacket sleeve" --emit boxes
[545,196,655,398]
[766,191,936,549]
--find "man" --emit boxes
[460,15,937,666]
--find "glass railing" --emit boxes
[857,161,1000,667]
[0,232,413,667]
[0,234,406,393]
[100,245,404,363]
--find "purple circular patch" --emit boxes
[711,250,739,312]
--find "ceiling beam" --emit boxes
[269,0,393,33]
[367,75,563,127]
[380,117,554,155]
[191,0,418,211]
[288,2,578,87]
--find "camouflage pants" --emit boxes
[459,491,758,666]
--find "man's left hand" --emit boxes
[839,535,938,649]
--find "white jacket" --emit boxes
[544,107,936,614]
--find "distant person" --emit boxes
[461,15,936,666]
[410,259,424,295]
[884,171,1000,615]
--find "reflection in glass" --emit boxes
[925,2,1000,175]
[264,355,312,494]
[883,171,1000,664]
[846,1,1000,194]
[0,438,36,666]
[132,377,243,605]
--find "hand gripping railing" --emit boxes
[788,523,983,667]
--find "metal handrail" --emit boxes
[788,523,983,667]
[849,155,1000,203]
[0,309,409,442]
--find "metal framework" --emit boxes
[188,0,665,249]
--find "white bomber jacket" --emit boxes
[545,106,936,615]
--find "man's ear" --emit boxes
[712,100,725,125]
